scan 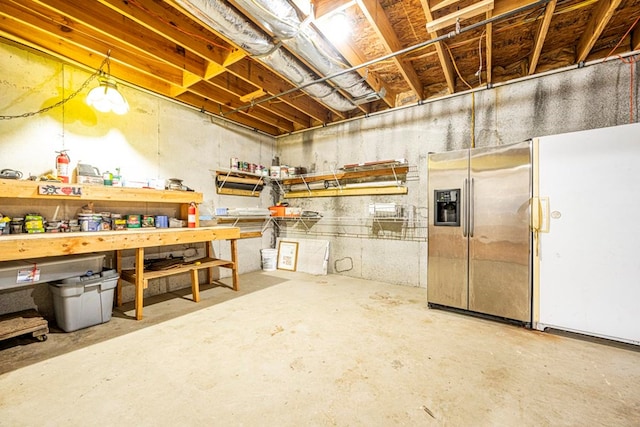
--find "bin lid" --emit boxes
[101,269,119,280]
[57,273,103,286]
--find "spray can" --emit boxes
[55,150,70,183]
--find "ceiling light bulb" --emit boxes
[86,77,129,115]
[327,12,351,42]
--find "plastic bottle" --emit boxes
[112,167,121,187]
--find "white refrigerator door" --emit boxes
[536,122,640,345]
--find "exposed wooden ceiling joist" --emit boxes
[528,0,557,75]
[356,0,423,99]
[420,0,456,94]
[0,0,638,136]
[576,0,624,62]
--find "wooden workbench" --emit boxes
[0,226,241,320]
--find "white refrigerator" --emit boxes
[533,122,640,345]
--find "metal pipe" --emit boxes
[223,0,552,117]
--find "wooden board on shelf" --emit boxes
[216,187,261,197]
[216,175,264,186]
[279,165,409,186]
[0,179,202,203]
[120,257,234,283]
[283,186,408,198]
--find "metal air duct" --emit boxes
[175,0,378,112]
[231,0,380,102]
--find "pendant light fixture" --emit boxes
[86,50,129,115]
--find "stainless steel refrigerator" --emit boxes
[427,141,532,323]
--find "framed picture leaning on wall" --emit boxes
[277,241,299,271]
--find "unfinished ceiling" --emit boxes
[1,0,639,136]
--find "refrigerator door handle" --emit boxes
[469,177,475,237]
[539,197,550,233]
[463,178,469,237]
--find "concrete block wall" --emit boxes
[0,41,276,316]
[276,58,639,288]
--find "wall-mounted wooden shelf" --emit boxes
[215,170,265,197]
[284,186,408,198]
[272,164,410,198]
[276,165,409,186]
[0,179,202,203]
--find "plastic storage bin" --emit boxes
[49,269,119,332]
[0,254,105,291]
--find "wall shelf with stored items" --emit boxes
[271,163,413,198]
[272,215,427,242]
[0,179,203,205]
[214,215,273,239]
[271,203,427,242]
[214,169,265,197]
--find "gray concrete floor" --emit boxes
[0,271,639,426]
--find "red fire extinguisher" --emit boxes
[188,202,197,228]
[55,150,70,183]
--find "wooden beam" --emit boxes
[313,15,395,107]
[426,0,494,33]
[35,0,206,77]
[188,83,295,133]
[419,0,456,94]
[528,0,556,75]
[0,1,186,85]
[431,0,464,12]
[493,0,542,16]
[284,186,408,198]
[356,0,423,99]
[633,28,640,51]
[177,92,282,135]
[313,0,356,19]
[97,0,228,65]
[330,39,395,106]
[223,49,246,67]
[226,59,334,123]
[0,9,174,96]
[204,62,226,80]
[576,0,623,63]
[239,89,267,103]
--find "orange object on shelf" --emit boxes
[269,206,285,217]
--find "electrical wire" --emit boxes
[602,14,640,123]
[128,0,230,51]
[477,30,485,86]
[444,43,473,90]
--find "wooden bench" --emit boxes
[119,256,237,304]
[117,238,239,319]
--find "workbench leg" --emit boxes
[190,269,200,303]
[116,250,123,307]
[135,247,145,320]
[230,238,239,291]
[206,241,213,285]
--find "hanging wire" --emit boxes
[477,29,485,86]
[601,14,640,123]
[0,55,111,120]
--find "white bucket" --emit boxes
[261,248,278,271]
